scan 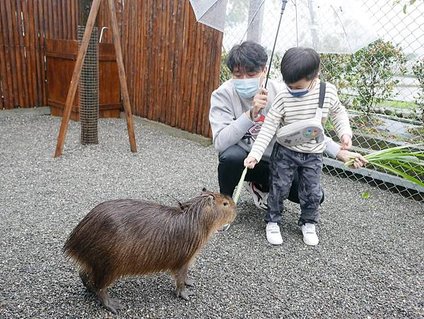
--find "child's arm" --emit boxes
[246,95,285,166]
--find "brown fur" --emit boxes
[63,191,236,314]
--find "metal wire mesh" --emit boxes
[220,0,424,200]
[78,26,99,145]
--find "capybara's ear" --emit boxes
[207,194,215,206]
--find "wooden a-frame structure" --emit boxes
[54,0,137,157]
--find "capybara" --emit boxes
[63,191,236,314]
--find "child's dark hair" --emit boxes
[226,41,268,73]
[280,47,320,84]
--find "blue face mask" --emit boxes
[233,77,261,99]
[287,87,309,97]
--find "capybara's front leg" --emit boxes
[96,289,122,314]
[174,264,193,300]
[185,277,194,287]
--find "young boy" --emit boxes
[244,47,353,246]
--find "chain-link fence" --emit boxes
[219,0,424,200]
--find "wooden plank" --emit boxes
[141,0,150,118]
[107,0,137,153]
[177,0,190,129]
[0,0,12,108]
[16,0,30,107]
[162,0,170,125]
[71,0,77,40]
[36,0,47,105]
[20,0,35,107]
[54,0,103,157]
[4,0,18,107]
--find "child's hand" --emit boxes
[340,134,352,150]
[244,156,258,169]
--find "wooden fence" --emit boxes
[0,0,223,137]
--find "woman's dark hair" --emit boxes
[280,47,320,84]
[226,41,268,73]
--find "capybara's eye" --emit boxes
[223,201,228,206]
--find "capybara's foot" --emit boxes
[185,278,194,287]
[176,287,192,301]
[97,289,122,314]
[102,297,122,314]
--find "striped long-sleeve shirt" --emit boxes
[249,81,352,162]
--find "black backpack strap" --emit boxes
[318,81,326,108]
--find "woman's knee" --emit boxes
[219,145,247,164]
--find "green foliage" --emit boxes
[376,100,418,109]
[412,58,424,122]
[412,59,424,103]
[347,39,407,114]
[267,51,282,81]
[361,191,371,199]
[320,53,352,104]
[345,144,424,187]
[220,50,232,84]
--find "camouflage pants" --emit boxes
[265,144,323,226]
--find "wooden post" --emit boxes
[107,0,137,153]
[54,0,102,157]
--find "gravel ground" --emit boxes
[0,108,423,319]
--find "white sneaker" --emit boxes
[301,223,319,246]
[266,222,283,245]
[245,182,268,210]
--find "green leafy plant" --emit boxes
[220,50,232,84]
[361,191,371,199]
[412,58,424,122]
[345,144,424,187]
[347,39,407,115]
[267,51,282,81]
[320,53,352,104]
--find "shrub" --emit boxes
[219,50,232,84]
[412,58,424,122]
[320,53,352,105]
[347,39,407,114]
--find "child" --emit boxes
[244,47,352,246]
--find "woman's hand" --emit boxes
[340,134,352,150]
[336,150,368,168]
[251,87,268,119]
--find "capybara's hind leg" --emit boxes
[91,268,122,314]
[79,271,95,292]
[174,263,193,300]
[96,288,122,315]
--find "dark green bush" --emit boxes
[347,39,407,114]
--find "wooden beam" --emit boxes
[107,0,137,153]
[54,0,102,157]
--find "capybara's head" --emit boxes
[181,190,236,233]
